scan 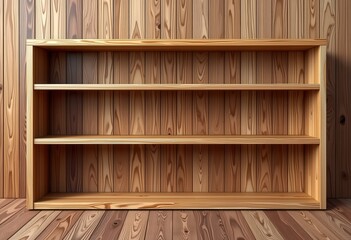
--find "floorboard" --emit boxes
[1,199,351,239]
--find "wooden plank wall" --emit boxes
[0,0,349,197]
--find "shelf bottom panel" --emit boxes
[33,192,321,209]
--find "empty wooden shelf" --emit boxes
[27,39,326,209]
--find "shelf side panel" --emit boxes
[26,46,34,208]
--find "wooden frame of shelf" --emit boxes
[27,39,326,209]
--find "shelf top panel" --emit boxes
[34,83,320,91]
[27,39,327,51]
[34,135,320,145]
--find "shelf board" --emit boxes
[34,135,320,145]
[34,83,320,91]
[27,39,327,51]
[33,192,321,209]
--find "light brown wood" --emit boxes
[4,0,20,198]
[49,1,66,195]
[34,83,321,90]
[0,0,4,199]
[34,135,320,145]
[26,46,34,209]
[82,0,98,194]
[118,211,149,239]
[34,192,321,209]
[27,39,327,51]
[98,0,114,194]
[9,211,61,240]
[27,38,326,209]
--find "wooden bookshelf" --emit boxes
[27,39,326,209]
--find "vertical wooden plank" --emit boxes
[36,0,50,39]
[193,0,208,193]
[208,0,225,193]
[288,0,304,38]
[49,53,67,193]
[66,0,83,193]
[176,0,193,193]
[224,0,241,193]
[145,0,161,192]
[4,0,19,198]
[50,0,66,193]
[256,0,272,193]
[113,0,129,192]
[320,0,336,198]
[82,0,98,192]
[305,0,321,200]
[335,0,349,198]
[240,0,256,193]
[305,0,320,38]
[272,0,288,193]
[26,46,33,208]
[160,0,177,193]
[130,0,145,192]
[19,0,35,198]
[288,0,305,193]
[0,0,3,198]
[335,1,351,197]
[98,0,114,193]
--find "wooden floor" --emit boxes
[0,199,351,239]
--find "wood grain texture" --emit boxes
[66,0,83,193]
[0,205,39,239]
[0,0,4,198]
[118,211,149,240]
[4,0,19,198]
[36,0,50,39]
[98,0,114,193]
[220,211,256,239]
[82,0,98,193]
[2,200,351,238]
[129,0,146,193]
[193,211,228,239]
[63,211,104,240]
[90,211,128,239]
[173,211,198,239]
[36,210,83,240]
[265,211,312,240]
[49,0,66,194]
[224,0,241,194]
[113,0,129,193]
[0,199,26,225]
[9,211,61,240]
[257,0,273,193]
[176,0,193,194]
[19,0,35,198]
[208,0,225,193]
[242,211,284,239]
[320,0,336,198]
[240,0,257,194]
[145,0,161,193]
[49,53,67,193]
[192,0,209,194]
[145,211,172,240]
[336,0,351,198]
[113,52,130,192]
